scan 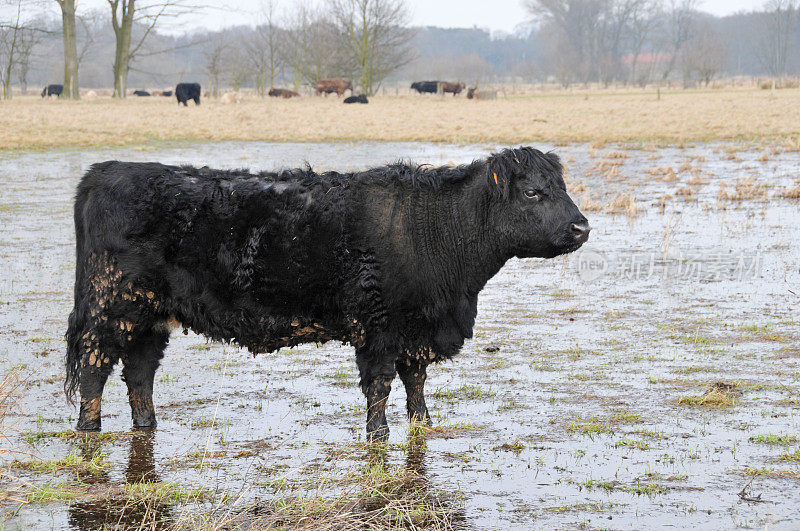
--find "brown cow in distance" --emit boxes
[316,79,352,96]
[269,88,300,99]
[440,81,465,96]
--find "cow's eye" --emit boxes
[524,189,541,200]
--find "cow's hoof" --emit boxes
[408,409,432,426]
[76,420,101,432]
[367,424,389,443]
[132,418,157,429]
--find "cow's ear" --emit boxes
[486,154,512,200]
[544,151,563,173]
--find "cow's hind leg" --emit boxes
[77,357,114,431]
[356,346,396,442]
[396,356,431,425]
[122,329,168,429]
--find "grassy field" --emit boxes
[1,87,800,150]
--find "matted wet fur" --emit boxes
[65,146,590,439]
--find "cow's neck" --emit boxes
[413,188,509,299]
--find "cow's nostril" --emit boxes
[571,222,591,236]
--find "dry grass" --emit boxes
[678,382,740,408]
[780,186,800,199]
[606,193,641,216]
[0,369,22,458]
[3,87,800,150]
[580,194,603,212]
[717,177,771,202]
[645,167,679,181]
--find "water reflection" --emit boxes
[360,434,466,529]
[68,430,172,530]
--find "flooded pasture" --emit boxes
[0,140,798,529]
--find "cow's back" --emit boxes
[76,162,355,335]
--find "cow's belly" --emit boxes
[160,311,366,354]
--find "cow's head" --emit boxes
[485,147,590,259]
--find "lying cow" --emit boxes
[133,90,151,97]
[42,84,63,98]
[65,148,590,440]
[316,79,352,96]
[220,92,241,104]
[344,94,368,104]
[175,82,201,106]
[161,90,173,97]
[268,88,299,99]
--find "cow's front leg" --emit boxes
[356,347,396,442]
[396,357,431,425]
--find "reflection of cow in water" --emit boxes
[65,147,590,442]
[316,79,352,96]
[175,82,201,106]
[41,84,63,98]
[268,88,300,99]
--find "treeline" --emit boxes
[2,0,799,98]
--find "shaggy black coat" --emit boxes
[175,83,201,106]
[65,147,589,439]
[42,84,63,97]
[410,81,438,94]
[344,94,368,104]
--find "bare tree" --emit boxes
[597,0,646,86]
[54,0,78,98]
[77,9,103,68]
[13,22,41,94]
[328,0,415,95]
[758,0,797,86]
[107,0,196,98]
[524,0,606,85]
[626,0,659,85]
[203,34,227,97]
[1,0,47,99]
[246,0,283,96]
[683,22,726,86]
[661,0,698,81]
[283,4,343,88]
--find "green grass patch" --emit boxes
[778,450,800,462]
[749,434,798,445]
[432,384,495,400]
[12,451,111,474]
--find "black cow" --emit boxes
[161,90,173,97]
[175,82,201,106]
[344,94,368,104]
[133,90,151,97]
[65,147,590,440]
[41,84,63,98]
[411,81,438,94]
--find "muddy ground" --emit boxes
[0,141,798,529]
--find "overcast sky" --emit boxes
[36,0,769,34]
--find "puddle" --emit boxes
[0,141,799,529]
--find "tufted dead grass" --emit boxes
[2,87,800,150]
[606,193,641,216]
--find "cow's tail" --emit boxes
[65,183,90,404]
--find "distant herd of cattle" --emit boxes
[40,79,490,104]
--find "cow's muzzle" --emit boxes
[570,221,591,245]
